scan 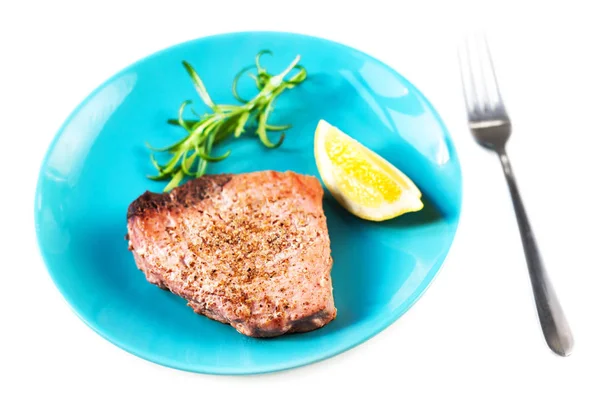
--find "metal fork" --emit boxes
[457,34,574,356]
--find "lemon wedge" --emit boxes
[314,119,423,221]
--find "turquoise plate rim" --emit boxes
[34,30,463,375]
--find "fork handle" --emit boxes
[498,149,574,356]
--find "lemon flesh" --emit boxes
[314,119,423,221]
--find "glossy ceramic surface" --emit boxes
[34,31,462,375]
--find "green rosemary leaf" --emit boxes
[256,101,284,148]
[257,127,285,148]
[177,100,192,125]
[149,153,164,172]
[211,116,240,144]
[232,65,254,103]
[145,136,189,153]
[196,158,208,178]
[147,153,181,180]
[255,49,273,74]
[147,166,173,180]
[180,151,197,176]
[205,126,217,154]
[147,172,173,181]
[286,65,307,85]
[160,151,185,175]
[164,169,186,192]
[234,112,250,137]
[197,146,231,162]
[167,118,207,132]
[182,61,215,109]
[256,72,270,89]
[265,123,292,131]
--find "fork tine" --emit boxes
[458,33,505,118]
[481,34,504,109]
[457,38,478,115]
[471,35,493,113]
[473,33,502,112]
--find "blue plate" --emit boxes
[34,31,462,375]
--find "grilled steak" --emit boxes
[126,170,336,337]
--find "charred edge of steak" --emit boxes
[127,174,232,219]
[171,174,233,206]
[249,309,335,338]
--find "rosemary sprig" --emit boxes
[147,50,307,192]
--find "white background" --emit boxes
[1,0,599,398]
